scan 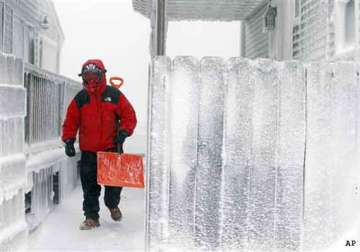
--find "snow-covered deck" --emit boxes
[28,185,145,251]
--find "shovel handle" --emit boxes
[117,143,123,154]
[110,77,124,89]
[115,119,124,154]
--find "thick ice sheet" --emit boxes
[0,118,24,158]
[168,56,200,248]
[0,154,26,204]
[147,57,360,251]
[247,59,279,251]
[220,58,254,250]
[304,62,360,250]
[0,189,26,247]
[194,57,225,250]
[0,85,26,119]
[147,57,308,251]
[329,62,360,241]
[146,56,172,251]
[304,62,334,249]
[275,61,305,251]
[0,54,23,86]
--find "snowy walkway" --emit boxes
[28,184,145,252]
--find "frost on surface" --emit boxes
[304,62,360,250]
[195,57,225,250]
[0,54,23,86]
[0,85,26,119]
[0,52,80,249]
[222,59,305,252]
[146,56,172,251]
[275,61,305,251]
[0,118,24,157]
[248,59,280,251]
[0,52,27,249]
[147,57,359,251]
[220,58,254,250]
[27,167,55,230]
[168,56,199,248]
[0,188,27,249]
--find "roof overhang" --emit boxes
[132,0,268,21]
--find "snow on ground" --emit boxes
[27,184,145,252]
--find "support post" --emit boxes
[150,0,167,57]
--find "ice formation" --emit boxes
[146,56,360,251]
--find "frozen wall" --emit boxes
[147,56,360,251]
[304,62,360,250]
[0,53,28,250]
[0,52,81,249]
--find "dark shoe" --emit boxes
[79,218,100,230]
[109,207,122,221]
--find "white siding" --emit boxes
[13,15,24,59]
[4,4,13,54]
[295,0,329,61]
[0,3,3,52]
[244,4,269,59]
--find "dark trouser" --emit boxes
[80,151,123,220]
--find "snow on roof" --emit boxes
[132,0,268,21]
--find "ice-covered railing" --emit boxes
[24,63,81,149]
[146,56,360,251]
[23,63,81,231]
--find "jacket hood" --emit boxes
[81,59,107,95]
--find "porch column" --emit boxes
[150,0,167,56]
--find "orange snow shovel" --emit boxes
[97,151,144,188]
[96,76,144,188]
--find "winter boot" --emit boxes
[79,218,100,230]
[109,207,122,221]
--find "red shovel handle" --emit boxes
[110,77,124,89]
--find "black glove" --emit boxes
[64,139,76,157]
[113,130,128,146]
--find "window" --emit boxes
[13,16,24,58]
[344,0,355,47]
[4,4,13,54]
[295,0,301,18]
[24,25,35,64]
[334,0,356,54]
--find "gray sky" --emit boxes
[53,0,240,134]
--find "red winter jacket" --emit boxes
[62,59,137,152]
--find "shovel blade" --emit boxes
[97,152,144,188]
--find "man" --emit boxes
[62,59,137,230]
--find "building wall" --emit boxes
[0,0,39,63]
[0,53,28,252]
[0,1,77,249]
[38,0,64,73]
[0,0,63,72]
[243,4,269,59]
[294,0,330,61]
[242,0,360,61]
